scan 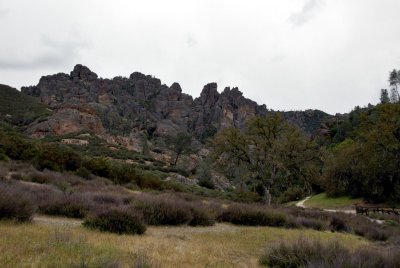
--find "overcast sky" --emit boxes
[1,0,400,114]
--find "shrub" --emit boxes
[218,204,287,227]
[198,177,215,189]
[83,209,146,235]
[76,167,91,178]
[134,196,192,225]
[189,206,215,226]
[260,237,400,268]
[0,182,36,222]
[39,193,91,218]
[353,223,391,241]
[330,215,349,232]
[260,237,348,268]
[295,217,327,231]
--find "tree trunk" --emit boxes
[173,152,180,166]
[265,187,271,206]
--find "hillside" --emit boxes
[0,84,50,125]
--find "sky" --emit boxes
[1,0,400,114]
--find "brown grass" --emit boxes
[0,218,370,267]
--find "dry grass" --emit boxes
[0,218,370,267]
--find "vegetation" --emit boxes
[323,103,400,204]
[0,220,369,267]
[0,182,36,222]
[218,204,288,227]
[260,237,400,268]
[304,193,362,209]
[211,113,321,204]
[165,131,194,166]
[0,84,50,125]
[83,209,146,235]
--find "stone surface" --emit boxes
[22,64,329,143]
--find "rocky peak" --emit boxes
[170,82,182,92]
[70,64,98,81]
[197,83,219,106]
[21,64,329,144]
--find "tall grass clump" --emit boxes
[0,182,36,222]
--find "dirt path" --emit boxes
[295,196,311,208]
[33,215,83,227]
[296,196,356,214]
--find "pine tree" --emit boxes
[380,89,390,104]
[388,69,400,102]
[390,88,399,103]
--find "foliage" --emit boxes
[260,237,400,268]
[0,182,36,222]
[211,113,320,203]
[380,88,390,104]
[197,158,215,189]
[323,103,400,203]
[165,131,194,165]
[84,209,146,235]
[189,205,215,226]
[134,196,193,225]
[218,204,288,227]
[39,193,91,219]
[0,84,50,125]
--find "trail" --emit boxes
[296,196,356,214]
[295,196,311,208]
[33,215,83,227]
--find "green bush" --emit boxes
[83,209,146,235]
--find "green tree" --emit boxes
[323,103,400,204]
[380,89,390,104]
[197,158,215,189]
[211,113,320,204]
[166,132,193,166]
[389,69,400,102]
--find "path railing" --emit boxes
[355,205,400,216]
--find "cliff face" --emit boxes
[22,64,329,147]
[22,64,268,140]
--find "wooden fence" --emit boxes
[355,205,400,216]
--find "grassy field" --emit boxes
[304,193,363,210]
[0,216,370,268]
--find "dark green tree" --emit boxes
[389,69,400,102]
[323,103,400,204]
[166,132,193,166]
[211,113,320,204]
[380,89,390,104]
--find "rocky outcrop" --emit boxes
[22,64,329,144]
[22,64,270,142]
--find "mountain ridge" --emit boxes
[20,64,330,147]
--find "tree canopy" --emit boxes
[211,113,321,203]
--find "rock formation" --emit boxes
[22,64,329,147]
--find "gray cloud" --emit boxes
[288,0,323,26]
[1,0,400,114]
[185,34,198,48]
[0,35,85,70]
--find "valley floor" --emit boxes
[0,216,369,268]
